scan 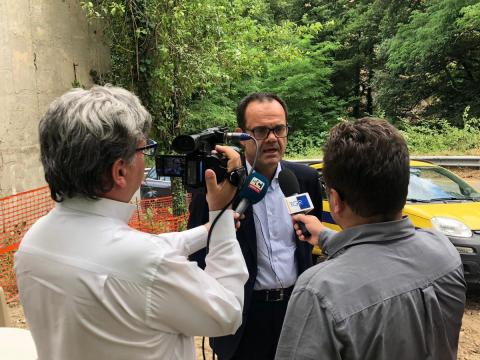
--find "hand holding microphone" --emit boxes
[278,168,314,238]
[290,213,327,246]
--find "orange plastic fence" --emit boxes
[0,187,54,298]
[0,187,190,300]
[129,195,191,234]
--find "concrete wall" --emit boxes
[0,0,109,197]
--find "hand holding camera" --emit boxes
[205,145,242,211]
[156,127,251,188]
[156,127,256,212]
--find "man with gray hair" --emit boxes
[14,85,248,360]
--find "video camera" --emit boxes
[155,127,250,188]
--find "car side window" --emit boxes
[147,168,160,180]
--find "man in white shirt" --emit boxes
[14,85,248,360]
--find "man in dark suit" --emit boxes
[188,93,323,359]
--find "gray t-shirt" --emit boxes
[275,217,466,360]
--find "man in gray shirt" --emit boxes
[276,117,466,360]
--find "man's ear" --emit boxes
[111,159,128,189]
[328,188,344,217]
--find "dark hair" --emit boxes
[236,93,288,129]
[323,117,409,219]
[39,85,152,202]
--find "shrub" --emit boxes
[399,110,480,155]
[285,130,327,159]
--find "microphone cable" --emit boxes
[253,211,285,289]
[205,189,237,255]
[202,336,207,360]
[202,136,259,360]
[202,193,236,360]
[249,137,259,175]
[205,136,259,252]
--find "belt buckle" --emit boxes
[266,288,284,302]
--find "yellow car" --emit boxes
[311,160,480,286]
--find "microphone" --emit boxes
[235,171,270,216]
[225,132,252,141]
[278,168,314,237]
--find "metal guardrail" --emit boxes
[410,156,480,168]
[289,156,480,168]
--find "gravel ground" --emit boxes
[458,290,480,360]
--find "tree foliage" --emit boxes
[83,0,251,213]
[377,0,480,123]
[263,39,343,133]
[295,0,424,118]
[81,0,344,213]
[81,0,480,154]
[81,0,338,139]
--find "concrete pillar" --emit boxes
[0,0,110,197]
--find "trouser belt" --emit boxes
[252,286,294,302]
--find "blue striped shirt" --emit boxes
[247,162,298,290]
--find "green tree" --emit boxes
[82,0,249,214]
[184,7,341,134]
[263,38,342,132]
[377,0,480,123]
[294,0,423,118]
[82,0,322,214]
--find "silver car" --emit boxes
[140,167,171,199]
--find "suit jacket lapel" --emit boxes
[243,206,257,262]
[233,196,257,265]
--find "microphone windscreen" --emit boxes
[278,168,301,196]
[238,171,269,205]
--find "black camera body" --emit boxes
[155,127,231,188]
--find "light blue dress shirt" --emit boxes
[246,162,298,290]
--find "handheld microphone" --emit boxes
[278,168,314,237]
[225,132,252,141]
[235,171,270,216]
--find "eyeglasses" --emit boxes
[245,125,291,140]
[136,138,157,156]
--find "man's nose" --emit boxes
[265,129,277,141]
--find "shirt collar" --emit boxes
[325,217,416,258]
[58,197,136,223]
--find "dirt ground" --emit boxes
[451,168,480,182]
[6,290,480,359]
[458,291,480,360]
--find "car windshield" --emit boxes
[408,167,480,202]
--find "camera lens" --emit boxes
[172,135,196,153]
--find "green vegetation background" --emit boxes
[82,0,480,158]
